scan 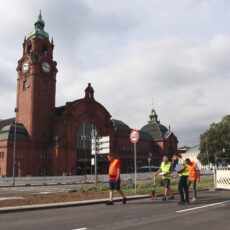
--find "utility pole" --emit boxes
[12,107,18,186]
[91,128,98,186]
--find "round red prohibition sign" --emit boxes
[130,129,139,143]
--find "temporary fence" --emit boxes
[0,173,153,187]
[214,168,230,190]
[0,170,215,187]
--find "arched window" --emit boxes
[169,147,174,157]
[27,44,32,54]
[153,145,159,153]
[42,45,48,54]
[76,122,100,150]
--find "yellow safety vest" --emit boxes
[161,161,172,179]
[178,158,189,176]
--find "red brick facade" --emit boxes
[0,14,179,177]
[16,34,57,144]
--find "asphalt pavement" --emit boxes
[0,184,79,197]
[0,190,229,230]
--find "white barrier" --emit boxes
[0,173,153,186]
[215,168,230,190]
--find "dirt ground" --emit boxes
[0,191,125,208]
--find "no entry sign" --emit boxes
[130,129,139,143]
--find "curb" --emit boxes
[0,195,150,214]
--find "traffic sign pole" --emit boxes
[134,142,137,193]
[94,136,97,186]
[130,129,139,194]
[91,134,110,186]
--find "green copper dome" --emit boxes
[28,10,49,39]
[0,123,29,141]
[141,108,168,141]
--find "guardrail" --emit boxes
[214,168,230,190]
[0,173,154,186]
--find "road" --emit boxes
[0,184,79,197]
[0,190,229,230]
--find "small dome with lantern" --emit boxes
[141,107,170,141]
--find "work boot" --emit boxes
[185,200,190,205]
[123,197,127,204]
[106,201,114,205]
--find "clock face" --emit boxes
[22,61,29,73]
[42,62,51,73]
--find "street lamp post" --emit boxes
[206,137,210,169]
[12,107,18,186]
[148,153,152,173]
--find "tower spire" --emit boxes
[35,10,45,30]
[28,11,49,39]
[38,9,42,20]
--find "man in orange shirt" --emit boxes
[185,158,200,202]
[106,153,127,205]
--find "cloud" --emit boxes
[1,0,230,147]
[71,35,230,146]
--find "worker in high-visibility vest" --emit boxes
[185,158,200,202]
[155,156,174,201]
[173,153,190,205]
[106,153,127,205]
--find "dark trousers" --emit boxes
[187,179,197,198]
[178,175,189,202]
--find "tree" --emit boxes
[198,115,230,165]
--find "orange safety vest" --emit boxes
[187,162,199,181]
[109,159,119,179]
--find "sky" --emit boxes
[1,0,230,147]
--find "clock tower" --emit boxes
[16,11,57,144]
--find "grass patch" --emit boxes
[73,175,214,196]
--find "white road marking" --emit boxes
[0,197,24,201]
[39,192,53,194]
[72,228,87,230]
[176,200,230,213]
